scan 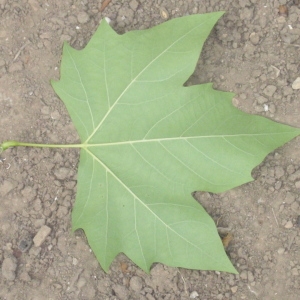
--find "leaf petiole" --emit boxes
[0,140,84,152]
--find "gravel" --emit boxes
[1,0,300,299]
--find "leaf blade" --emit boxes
[52,13,300,273]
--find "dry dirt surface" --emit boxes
[0,0,300,299]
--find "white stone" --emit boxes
[190,291,199,298]
[292,77,300,90]
[104,17,111,24]
[284,220,293,229]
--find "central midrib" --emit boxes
[82,131,294,148]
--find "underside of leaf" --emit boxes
[51,12,300,273]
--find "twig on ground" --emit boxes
[247,284,259,297]
[13,41,30,62]
[100,0,112,12]
[287,231,297,251]
[177,269,188,295]
[271,207,279,227]
[283,42,300,47]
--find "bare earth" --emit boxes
[0,0,300,299]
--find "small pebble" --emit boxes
[54,167,71,180]
[19,271,31,282]
[1,257,17,281]
[257,95,268,104]
[50,110,60,120]
[255,105,264,112]
[247,271,254,282]
[231,286,238,293]
[33,225,52,247]
[295,181,300,189]
[160,7,169,19]
[277,16,286,23]
[275,181,282,190]
[263,85,277,97]
[249,32,260,45]
[53,283,62,289]
[104,17,111,24]
[279,204,285,213]
[129,276,143,292]
[18,236,32,252]
[277,248,285,254]
[269,103,276,114]
[129,0,139,11]
[292,77,300,90]
[284,220,293,229]
[278,5,288,17]
[285,192,295,204]
[57,205,69,218]
[190,291,199,298]
[77,276,87,289]
[77,11,89,24]
[240,270,248,280]
[232,97,239,107]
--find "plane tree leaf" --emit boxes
[50,13,300,273]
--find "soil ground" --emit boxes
[0,0,300,299]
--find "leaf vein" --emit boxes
[74,154,95,224]
[130,144,182,184]
[159,141,227,186]
[134,198,147,270]
[185,140,244,175]
[222,137,255,156]
[66,46,95,129]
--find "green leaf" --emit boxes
[51,13,300,273]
